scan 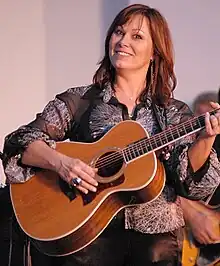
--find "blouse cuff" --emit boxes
[4,132,56,184]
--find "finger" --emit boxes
[210,101,220,109]
[198,235,210,245]
[68,169,98,188]
[194,234,206,245]
[78,161,97,178]
[199,229,219,245]
[72,159,96,177]
[207,231,220,243]
[217,112,220,123]
[205,112,213,135]
[210,115,219,131]
[79,180,97,193]
[76,185,89,194]
[216,113,220,130]
[77,169,98,187]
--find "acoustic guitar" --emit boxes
[10,109,219,256]
[182,186,220,266]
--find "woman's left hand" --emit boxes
[203,102,220,138]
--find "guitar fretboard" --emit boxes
[122,109,217,162]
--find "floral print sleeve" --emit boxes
[3,98,72,184]
[165,100,220,200]
[3,85,95,184]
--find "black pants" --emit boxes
[0,186,25,266]
[30,215,183,266]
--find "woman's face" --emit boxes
[109,14,153,73]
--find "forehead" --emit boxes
[118,14,149,32]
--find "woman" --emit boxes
[3,4,220,266]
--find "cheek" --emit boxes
[138,45,152,62]
[109,35,117,49]
[140,39,153,57]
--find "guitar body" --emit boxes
[10,120,165,256]
[182,199,220,266]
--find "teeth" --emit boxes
[116,51,130,56]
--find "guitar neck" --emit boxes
[123,108,220,162]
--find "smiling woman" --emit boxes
[109,15,153,107]
[3,3,220,266]
[109,15,153,71]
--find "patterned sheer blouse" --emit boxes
[3,84,220,234]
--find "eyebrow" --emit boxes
[132,29,145,34]
[117,25,145,34]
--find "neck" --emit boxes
[114,68,148,98]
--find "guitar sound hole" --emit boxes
[95,151,124,178]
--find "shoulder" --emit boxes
[165,98,193,124]
[56,84,103,101]
[54,84,102,119]
[166,98,192,115]
[57,84,94,99]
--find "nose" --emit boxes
[118,33,130,48]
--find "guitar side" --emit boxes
[10,120,166,256]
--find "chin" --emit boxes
[114,61,132,70]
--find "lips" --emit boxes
[115,50,132,56]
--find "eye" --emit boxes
[133,34,142,39]
[114,29,124,35]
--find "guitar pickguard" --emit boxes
[82,174,125,205]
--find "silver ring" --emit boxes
[71,177,82,187]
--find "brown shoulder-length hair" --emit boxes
[93,4,177,106]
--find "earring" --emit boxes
[150,60,155,92]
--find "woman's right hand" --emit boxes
[180,197,220,244]
[189,210,220,244]
[56,155,98,194]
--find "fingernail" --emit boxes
[92,187,97,192]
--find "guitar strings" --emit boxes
[95,122,201,169]
[95,117,204,169]
[95,111,214,169]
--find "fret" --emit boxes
[122,149,129,162]
[175,127,181,138]
[131,145,137,160]
[167,127,175,141]
[125,142,150,162]
[150,136,158,150]
[176,125,186,138]
[198,116,205,127]
[135,145,141,157]
[184,123,192,134]
[140,142,145,155]
[146,139,154,151]
[127,146,133,161]
[172,128,181,140]
[143,144,149,154]
[142,142,151,154]
[192,119,200,130]
[197,117,202,127]
[163,132,170,143]
[158,134,166,146]
[165,132,174,142]
[188,120,194,132]
[154,136,159,149]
